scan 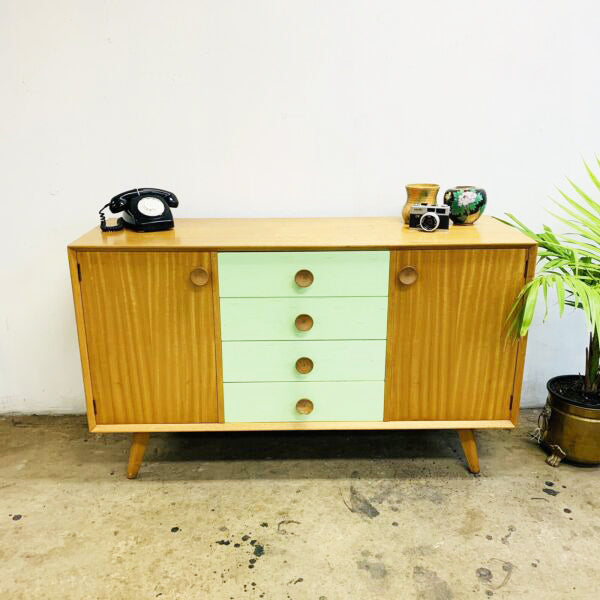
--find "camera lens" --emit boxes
[420,213,440,232]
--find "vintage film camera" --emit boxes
[408,203,451,232]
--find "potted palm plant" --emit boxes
[504,159,600,467]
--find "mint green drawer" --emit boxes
[224,381,384,422]
[218,251,390,297]
[222,340,386,382]
[220,297,388,340]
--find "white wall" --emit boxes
[1,0,598,413]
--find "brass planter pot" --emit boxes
[540,375,600,467]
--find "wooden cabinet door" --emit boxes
[385,248,527,421]
[78,251,218,424]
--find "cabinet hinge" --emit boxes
[509,394,514,410]
[523,258,529,279]
[92,398,97,414]
[77,263,82,282]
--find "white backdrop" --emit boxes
[1,0,598,413]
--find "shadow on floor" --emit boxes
[125,428,496,480]
[2,416,523,481]
[152,429,466,461]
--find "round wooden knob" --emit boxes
[296,398,314,415]
[295,269,314,288]
[295,357,314,374]
[398,266,418,286]
[295,314,314,331]
[190,267,210,287]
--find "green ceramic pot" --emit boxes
[443,186,487,225]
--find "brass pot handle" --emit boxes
[295,314,314,331]
[295,269,314,288]
[296,398,314,415]
[295,357,314,374]
[190,267,210,286]
[398,266,418,286]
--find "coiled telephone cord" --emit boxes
[99,203,124,232]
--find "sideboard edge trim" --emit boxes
[69,243,537,253]
[91,419,515,433]
[67,248,97,431]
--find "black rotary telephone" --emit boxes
[99,188,179,232]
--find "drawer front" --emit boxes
[222,340,386,382]
[220,297,388,341]
[218,251,390,297]
[224,381,384,422]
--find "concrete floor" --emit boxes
[1,411,599,599]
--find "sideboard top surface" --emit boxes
[69,216,535,251]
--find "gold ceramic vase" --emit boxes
[402,184,440,224]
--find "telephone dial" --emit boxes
[99,188,178,232]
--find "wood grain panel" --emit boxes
[69,216,536,251]
[78,251,218,424]
[384,248,527,421]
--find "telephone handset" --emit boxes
[99,188,179,232]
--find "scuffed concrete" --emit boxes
[1,410,599,599]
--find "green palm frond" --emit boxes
[503,159,600,344]
[584,157,600,193]
[507,272,600,338]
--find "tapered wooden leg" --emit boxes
[127,433,150,479]
[457,429,480,474]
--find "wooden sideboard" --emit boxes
[68,217,536,478]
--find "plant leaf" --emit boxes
[585,159,600,193]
